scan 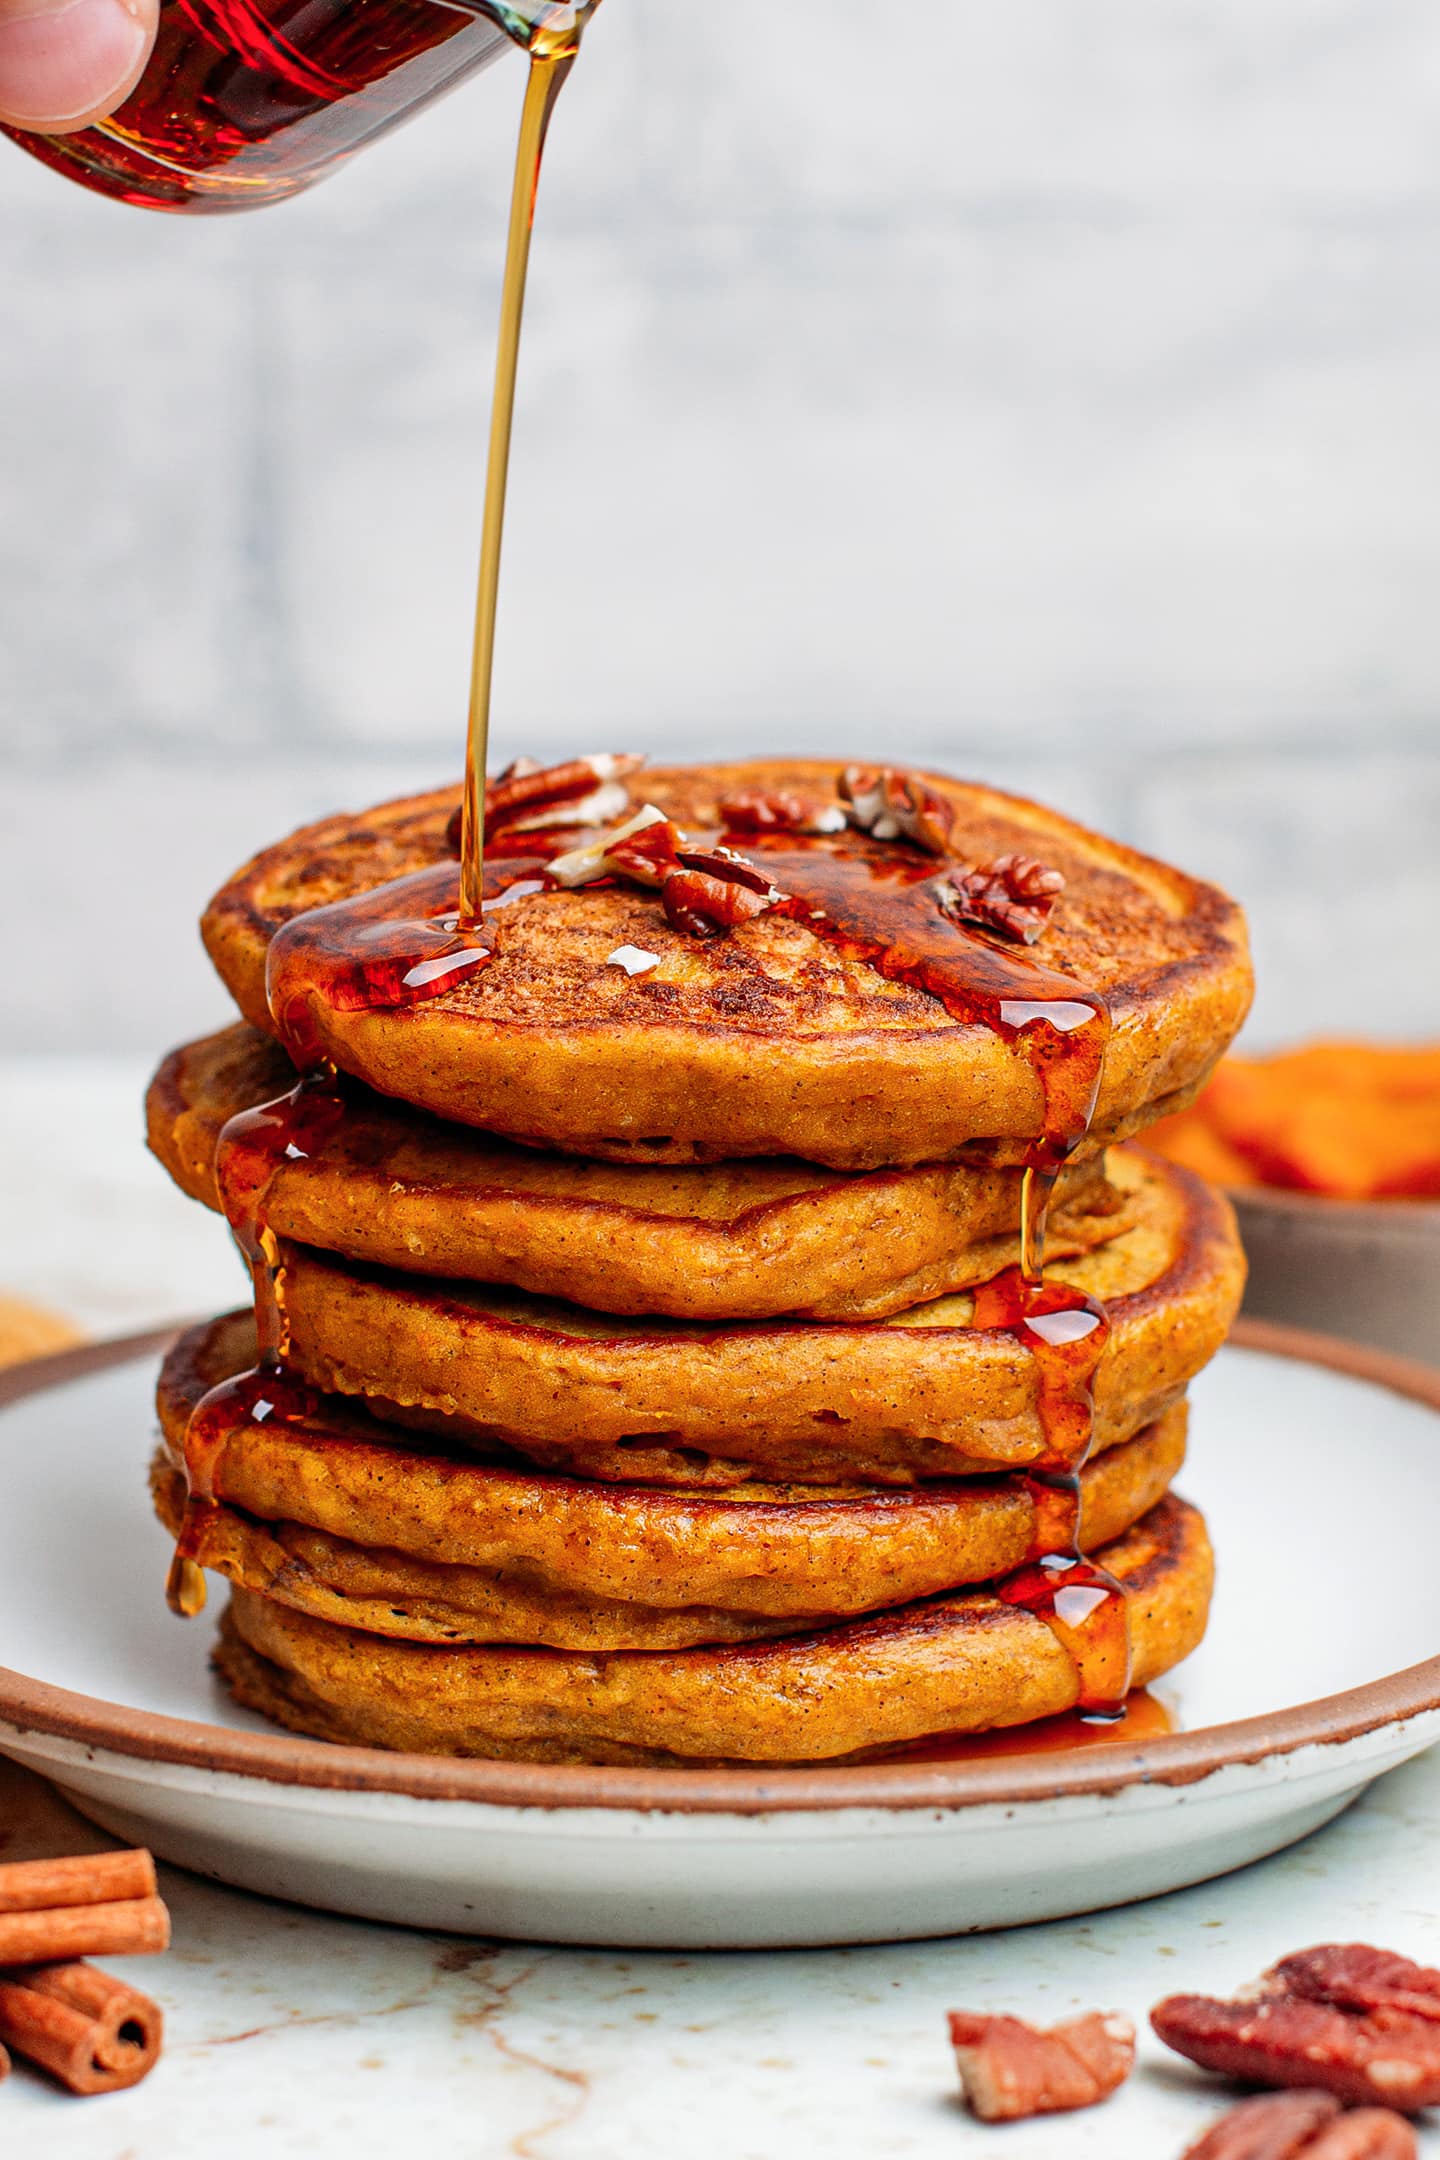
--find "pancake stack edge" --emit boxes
[145,758,1251,1767]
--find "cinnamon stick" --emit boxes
[0,1850,156,1915]
[0,1897,169,1965]
[0,1962,163,2094]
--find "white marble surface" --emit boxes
[1,1751,1439,2157]
[0,1059,245,1336]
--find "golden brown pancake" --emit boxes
[212,1494,1212,1765]
[153,1312,1186,1647]
[147,1024,1134,1321]
[200,760,1253,1169]
[274,1150,1244,1487]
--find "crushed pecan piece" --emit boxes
[489,753,644,833]
[446,754,645,852]
[546,811,786,939]
[946,2008,1134,2121]
[839,766,957,855]
[545,805,670,888]
[662,868,776,938]
[1179,2090,1417,2159]
[1153,1944,1440,2113]
[604,817,685,889]
[718,788,847,837]
[938,853,1066,944]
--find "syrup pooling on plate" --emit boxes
[872,1689,1174,1766]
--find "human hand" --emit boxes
[0,0,156,133]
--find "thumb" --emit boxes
[0,0,156,133]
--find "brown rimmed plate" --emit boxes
[0,1321,1436,1947]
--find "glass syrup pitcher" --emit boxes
[0,0,585,212]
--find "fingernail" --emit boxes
[0,0,148,129]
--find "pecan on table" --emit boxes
[1153,1943,1440,2113]
[1270,1946,1440,2027]
[946,2008,1134,2121]
[938,853,1066,944]
[1179,2090,1417,2159]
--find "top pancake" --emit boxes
[202,758,1253,1169]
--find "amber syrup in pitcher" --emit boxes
[0,1,587,213]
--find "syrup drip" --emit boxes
[264,857,550,1071]
[970,1267,1130,1717]
[722,833,1128,1717]
[736,838,1110,1168]
[166,1071,344,1617]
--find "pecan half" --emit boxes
[839,766,957,855]
[938,853,1066,944]
[1305,2113,1421,2158]
[1179,2090,1417,2159]
[545,805,670,888]
[490,753,645,833]
[718,788,848,837]
[662,867,776,938]
[946,2008,1134,2122]
[1153,1952,1440,2113]
[446,754,645,852]
[1271,1948,1440,2028]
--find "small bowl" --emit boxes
[1232,1186,1440,1365]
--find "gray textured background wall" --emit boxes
[2,0,1437,1057]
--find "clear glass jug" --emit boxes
[0,0,573,213]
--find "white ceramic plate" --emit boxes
[1,1323,1436,1949]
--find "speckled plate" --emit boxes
[0,1323,1436,1949]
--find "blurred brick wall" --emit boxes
[2,0,1437,1051]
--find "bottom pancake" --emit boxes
[212,1494,1213,1766]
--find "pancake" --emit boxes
[153,1313,1187,1647]
[212,1494,1213,1765]
[200,760,1253,1169]
[274,1150,1244,1487]
[147,1024,1133,1321]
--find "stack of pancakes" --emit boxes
[145,759,1251,1766]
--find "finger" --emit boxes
[0,0,157,134]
